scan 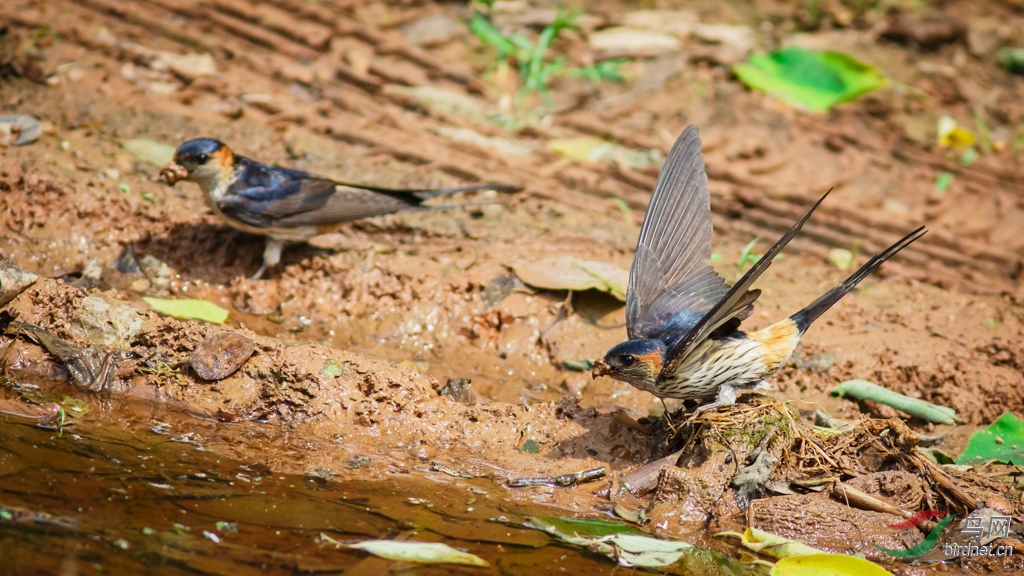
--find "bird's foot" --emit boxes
[660,398,679,435]
[674,401,721,431]
[250,238,285,280]
[249,261,269,280]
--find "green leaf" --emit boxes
[569,59,626,82]
[469,12,514,57]
[733,46,886,111]
[143,297,229,324]
[215,521,238,532]
[508,32,535,58]
[998,47,1024,75]
[347,540,489,567]
[529,516,646,538]
[321,359,345,377]
[920,447,955,465]
[830,379,959,425]
[960,148,977,166]
[19,392,90,418]
[561,359,594,372]
[517,439,540,454]
[738,238,760,270]
[526,517,693,568]
[772,552,894,575]
[956,412,1024,465]
[935,171,954,195]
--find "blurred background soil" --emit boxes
[1,0,1023,573]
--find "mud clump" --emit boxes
[620,399,1023,569]
[189,331,256,380]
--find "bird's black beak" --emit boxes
[591,358,611,379]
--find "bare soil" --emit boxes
[1,0,1024,574]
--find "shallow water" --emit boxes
[0,382,753,576]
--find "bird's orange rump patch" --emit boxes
[749,319,800,371]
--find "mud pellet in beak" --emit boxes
[159,162,188,186]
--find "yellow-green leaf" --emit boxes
[771,553,892,576]
[321,359,345,377]
[143,297,229,324]
[549,136,605,161]
[399,360,429,372]
[827,248,854,271]
[547,138,665,170]
[121,138,177,167]
[717,528,825,559]
[937,115,975,148]
[347,540,489,567]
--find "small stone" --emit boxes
[344,455,372,469]
[620,9,697,36]
[689,24,757,65]
[881,13,966,51]
[0,115,42,147]
[588,27,682,53]
[967,25,1002,57]
[399,13,462,46]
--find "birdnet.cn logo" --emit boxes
[874,510,1014,559]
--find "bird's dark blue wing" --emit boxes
[659,190,834,380]
[218,158,420,228]
[626,126,736,340]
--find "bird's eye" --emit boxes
[198,153,209,163]
[621,355,636,367]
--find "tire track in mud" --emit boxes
[4,0,1021,295]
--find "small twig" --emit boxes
[831,482,909,518]
[508,467,606,488]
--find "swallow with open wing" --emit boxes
[592,126,926,420]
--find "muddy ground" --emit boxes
[1,0,1024,574]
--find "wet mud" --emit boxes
[2,0,1024,574]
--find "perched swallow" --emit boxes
[592,126,926,419]
[160,138,520,279]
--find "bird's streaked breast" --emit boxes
[658,336,769,401]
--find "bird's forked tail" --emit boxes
[790,226,927,334]
[411,182,521,202]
